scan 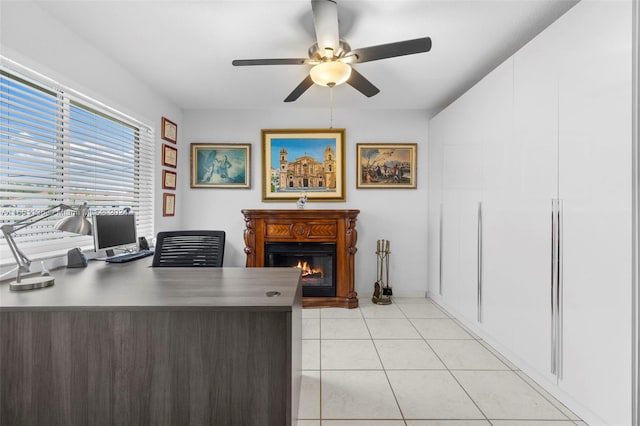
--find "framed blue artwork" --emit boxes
[190,143,251,188]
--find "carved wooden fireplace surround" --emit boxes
[242,209,359,308]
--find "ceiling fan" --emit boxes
[231,0,432,102]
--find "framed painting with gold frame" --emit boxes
[190,143,251,189]
[261,128,345,202]
[356,143,417,189]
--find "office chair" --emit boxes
[152,230,225,267]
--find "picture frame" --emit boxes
[162,144,177,168]
[262,128,346,202]
[161,117,177,143]
[162,193,175,216]
[356,143,417,189]
[162,169,177,190]
[190,143,251,189]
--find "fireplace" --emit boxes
[242,209,359,308]
[265,242,336,297]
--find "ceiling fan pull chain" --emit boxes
[329,86,334,128]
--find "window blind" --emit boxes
[0,59,154,258]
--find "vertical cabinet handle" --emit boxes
[477,201,483,323]
[557,199,563,379]
[551,199,558,376]
[439,203,444,296]
[550,199,563,378]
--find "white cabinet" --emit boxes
[434,79,484,324]
[427,116,444,298]
[427,1,633,425]
[554,2,633,424]
[442,145,482,324]
[483,20,561,386]
[434,58,514,327]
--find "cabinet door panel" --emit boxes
[440,189,460,305]
[556,2,632,424]
[427,118,445,298]
[483,35,558,383]
[442,144,482,321]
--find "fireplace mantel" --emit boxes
[241,209,359,308]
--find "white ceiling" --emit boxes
[32,0,578,115]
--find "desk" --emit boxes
[0,259,302,426]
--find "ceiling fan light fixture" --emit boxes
[310,61,352,88]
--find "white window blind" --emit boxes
[0,60,154,259]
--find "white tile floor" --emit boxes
[298,297,585,426]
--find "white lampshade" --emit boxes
[310,61,352,88]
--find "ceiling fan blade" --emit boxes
[232,58,308,66]
[347,68,380,98]
[348,37,432,63]
[284,75,315,102]
[311,0,339,55]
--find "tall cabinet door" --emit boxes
[440,95,483,322]
[442,147,482,323]
[556,2,632,424]
[427,116,445,298]
[483,33,559,384]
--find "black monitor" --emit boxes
[92,214,137,255]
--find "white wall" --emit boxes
[180,108,429,297]
[0,1,182,260]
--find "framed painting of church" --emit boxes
[261,128,346,202]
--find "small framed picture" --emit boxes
[162,170,177,190]
[162,144,178,168]
[162,193,175,216]
[161,117,177,143]
[191,143,251,188]
[356,143,417,189]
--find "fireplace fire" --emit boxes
[295,260,323,280]
[265,242,336,297]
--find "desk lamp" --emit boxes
[1,202,92,291]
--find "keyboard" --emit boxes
[106,250,154,263]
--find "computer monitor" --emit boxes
[92,214,137,255]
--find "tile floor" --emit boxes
[298,297,586,426]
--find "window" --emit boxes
[0,60,154,260]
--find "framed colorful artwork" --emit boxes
[190,143,251,188]
[356,143,417,189]
[162,144,177,168]
[261,128,345,201]
[161,117,177,143]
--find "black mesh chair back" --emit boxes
[152,230,225,267]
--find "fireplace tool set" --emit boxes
[372,239,392,305]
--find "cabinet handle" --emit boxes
[551,199,558,376]
[550,198,563,378]
[439,203,444,296]
[477,201,483,323]
[557,199,564,379]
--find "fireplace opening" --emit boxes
[265,242,336,297]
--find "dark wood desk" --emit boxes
[0,259,302,426]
